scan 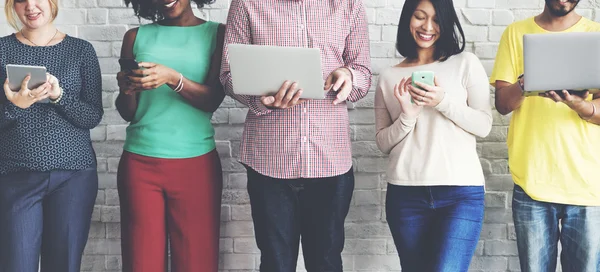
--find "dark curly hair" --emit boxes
[124,0,215,22]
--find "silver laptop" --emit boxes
[227,44,325,99]
[523,32,600,95]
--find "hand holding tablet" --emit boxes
[4,64,52,107]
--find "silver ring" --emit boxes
[28,93,34,98]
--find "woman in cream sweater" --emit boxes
[374,0,492,271]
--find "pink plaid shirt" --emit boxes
[220,0,372,179]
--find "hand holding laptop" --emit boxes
[260,81,305,109]
[540,88,590,110]
[261,67,354,109]
[519,74,594,117]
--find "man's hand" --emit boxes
[260,81,304,109]
[325,67,353,105]
[540,89,589,110]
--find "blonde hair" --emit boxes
[5,0,59,30]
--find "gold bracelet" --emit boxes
[50,88,63,104]
[582,102,596,121]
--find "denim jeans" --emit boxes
[386,184,485,272]
[512,185,600,272]
[246,166,354,272]
[0,169,98,272]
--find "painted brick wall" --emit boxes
[1,0,598,271]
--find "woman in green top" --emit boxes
[115,0,225,271]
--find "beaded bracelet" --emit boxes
[50,88,63,104]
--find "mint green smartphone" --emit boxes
[411,71,435,89]
[410,71,434,103]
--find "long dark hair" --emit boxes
[124,0,215,22]
[396,0,465,61]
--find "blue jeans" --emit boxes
[513,185,600,272]
[246,166,354,272]
[0,169,98,272]
[386,184,484,272]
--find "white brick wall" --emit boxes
[1,0,598,271]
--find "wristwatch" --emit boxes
[517,74,525,92]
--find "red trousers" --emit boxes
[117,150,222,272]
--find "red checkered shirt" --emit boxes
[220,0,372,179]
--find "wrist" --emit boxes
[49,86,61,100]
[577,101,596,120]
[516,74,525,96]
[168,70,180,86]
[340,67,353,78]
[50,88,63,104]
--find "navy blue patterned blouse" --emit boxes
[0,34,103,175]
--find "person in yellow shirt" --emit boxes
[490,0,600,271]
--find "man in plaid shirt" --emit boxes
[220,0,372,270]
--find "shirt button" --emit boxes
[299,24,305,29]
[303,137,307,142]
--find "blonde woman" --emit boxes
[0,0,103,271]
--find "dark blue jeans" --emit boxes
[513,184,600,272]
[246,166,354,272]
[0,169,98,272]
[386,184,484,272]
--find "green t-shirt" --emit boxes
[124,21,219,158]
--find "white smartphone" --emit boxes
[6,64,49,103]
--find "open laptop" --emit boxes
[227,44,325,99]
[523,32,600,95]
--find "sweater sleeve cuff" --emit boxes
[434,93,451,113]
[249,96,273,116]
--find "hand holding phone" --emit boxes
[119,58,140,71]
[394,76,422,118]
[408,71,445,107]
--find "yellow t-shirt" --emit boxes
[490,17,600,206]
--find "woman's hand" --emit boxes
[46,73,62,100]
[3,75,51,109]
[117,71,139,95]
[127,62,179,91]
[408,76,445,107]
[394,76,422,118]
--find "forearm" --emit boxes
[53,90,103,129]
[116,92,138,122]
[174,77,225,113]
[495,82,525,115]
[345,66,372,102]
[435,97,492,138]
[0,102,24,130]
[375,112,417,154]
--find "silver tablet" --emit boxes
[6,64,49,103]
